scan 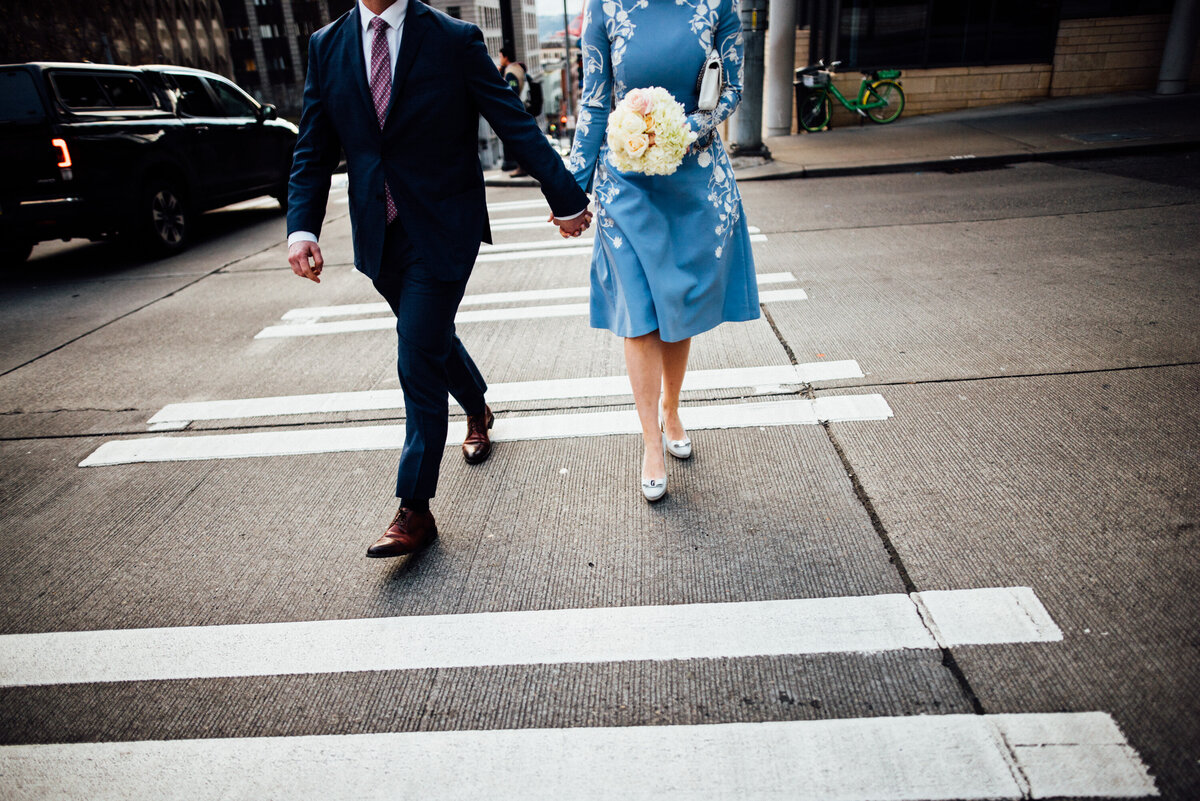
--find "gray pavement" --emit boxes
[0,146,1197,798]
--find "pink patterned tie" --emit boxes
[369,16,398,224]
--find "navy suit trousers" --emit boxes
[373,222,488,499]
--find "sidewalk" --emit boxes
[484,90,1200,186]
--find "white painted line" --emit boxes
[488,198,551,212]
[476,245,595,262]
[147,361,863,427]
[0,587,1054,687]
[490,214,763,233]
[913,586,1063,647]
[86,395,891,466]
[756,287,809,303]
[478,232,766,255]
[258,284,801,338]
[0,713,1157,800]
[280,272,799,322]
[258,278,801,339]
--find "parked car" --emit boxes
[0,62,299,262]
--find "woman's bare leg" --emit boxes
[659,337,691,441]
[624,332,666,480]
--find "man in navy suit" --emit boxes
[287,0,591,558]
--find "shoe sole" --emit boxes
[365,529,438,558]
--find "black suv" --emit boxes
[0,63,299,261]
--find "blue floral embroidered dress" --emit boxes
[568,0,760,342]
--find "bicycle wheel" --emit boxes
[865,80,905,124]
[798,90,831,132]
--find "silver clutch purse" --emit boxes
[697,49,722,111]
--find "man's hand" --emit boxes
[550,210,593,238]
[288,240,324,283]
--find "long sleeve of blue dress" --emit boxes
[567,0,613,194]
[687,1,744,141]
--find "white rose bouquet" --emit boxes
[606,87,698,176]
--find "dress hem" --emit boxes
[591,308,761,342]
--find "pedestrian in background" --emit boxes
[287,0,592,558]
[499,47,529,178]
[567,0,759,503]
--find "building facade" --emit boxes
[783,0,1200,129]
[3,0,234,77]
[219,0,342,114]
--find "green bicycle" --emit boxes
[796,60,905,132]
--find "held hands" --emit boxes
[288,240,324,283]
[549,209,593,238]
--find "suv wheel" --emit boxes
[138,177,191,254]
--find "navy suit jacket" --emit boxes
[287,0,589,281]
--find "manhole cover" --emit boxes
[1061,131,1155,144]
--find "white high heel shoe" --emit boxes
[659,406,692,460]
[641,433,668,502]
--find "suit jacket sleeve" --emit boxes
[287,34,343,239]
[462,28,589,217]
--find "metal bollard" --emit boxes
[729,0,771,158]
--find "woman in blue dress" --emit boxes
[568,0,760,501]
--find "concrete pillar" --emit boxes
[1157,0,1199,95]
[764,0,796,137]
[730,0,770,157]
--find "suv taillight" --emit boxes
[52,138,71,168]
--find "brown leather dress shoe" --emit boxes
[462,405,495,465]
[366,507,437,558]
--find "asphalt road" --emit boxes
[0,153,1197,799]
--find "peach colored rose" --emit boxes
[624,132,650,158]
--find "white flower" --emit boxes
[715,245,723,258]
[697,149,712,168]
[616,109,646,134]
[613,235,623,249]
[605,86,697,175]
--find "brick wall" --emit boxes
[1052,15,1170,95]
[783,13,1198,132]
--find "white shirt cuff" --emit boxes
[288,231,318,246]
[556,208,587,220]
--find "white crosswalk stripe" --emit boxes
[258,284,811,338]
[478,232,766,255]
[280,272,800,322]
[0,713,1156,801]
[82,396,892,466]
[256,287,807,338]
[146,361,864,429]
[0,587,1059,687]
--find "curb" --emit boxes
[737,137,1200,182]
[483,138,1200,188]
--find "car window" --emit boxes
[170,73,219,117]
[0,70,46,123]
[51,73,112,109]
[208,78,258,118]
[97,75,155,109]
